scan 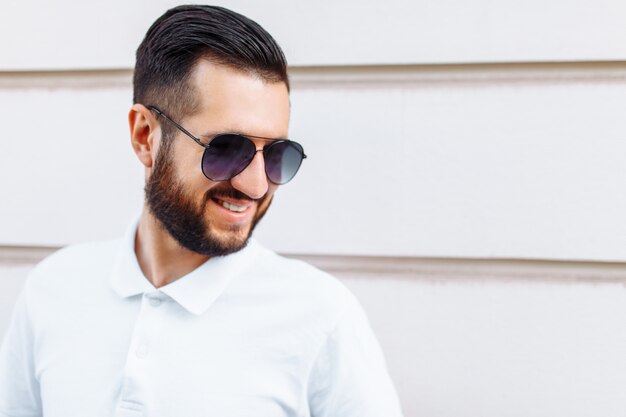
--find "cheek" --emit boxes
[173,143,206,181]
[171,145,222,202]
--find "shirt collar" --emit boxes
[110,216,259,316]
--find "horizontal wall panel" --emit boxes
[2,0,626,70]
[2,65,626,260]
[260,65,626,260]
[344,276,626,417]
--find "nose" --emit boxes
[229,150,269,200]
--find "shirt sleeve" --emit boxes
[307,293,404,417]
[0,288,43,417]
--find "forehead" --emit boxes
[186,60,290,138]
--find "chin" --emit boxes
[212,228,250,244]
[205,225,252,251]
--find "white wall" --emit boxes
[345,275,626,417]
[2,2,626,416]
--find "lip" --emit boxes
[213,196,255,209]
[209,197,256,224]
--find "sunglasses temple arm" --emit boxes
[148,105,210,149]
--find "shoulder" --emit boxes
[30,238,121,277]
[25,238,122,296]
[243,240,360,326]
[252,241,352,296]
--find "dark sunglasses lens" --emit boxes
[265,141,305,184]
[201,135,255,181]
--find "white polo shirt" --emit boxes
[0,221,404,417]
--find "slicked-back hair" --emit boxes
[133,5,289,126]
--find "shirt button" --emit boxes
[149,297,161,307]
[136,344,149,358]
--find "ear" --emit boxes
[129,103,160,168]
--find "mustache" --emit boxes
[206,186,261,202]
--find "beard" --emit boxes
[144,139,272,257]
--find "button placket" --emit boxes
[133,293,164,358]
[116,292,164,415]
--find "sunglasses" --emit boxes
[148,106,306,185]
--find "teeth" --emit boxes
[222,201,247,212]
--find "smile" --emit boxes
[221,201,247,212]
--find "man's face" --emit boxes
[145,61,290,256]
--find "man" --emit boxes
[0,5,403,416]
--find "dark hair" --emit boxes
[133,5,289,122]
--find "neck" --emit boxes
[135,205,209,288]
